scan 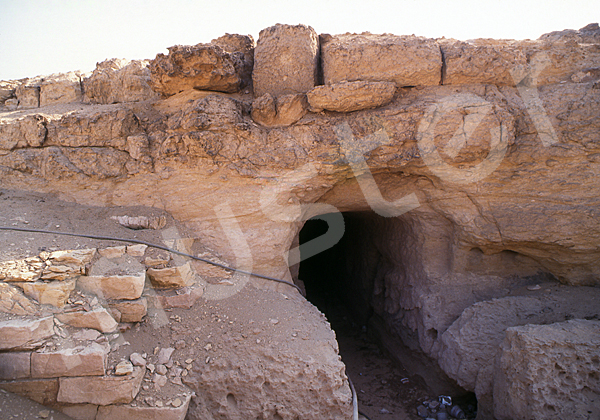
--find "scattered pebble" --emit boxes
[157,347,175,364]
[172,397,182,407]
[130,352,146,367]
[527,284,541,291]
[115,360,134,376]
[156,364,168,375]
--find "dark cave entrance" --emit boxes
[294,212,477,420]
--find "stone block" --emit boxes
[0,282,38,315]
[109,297,148,323]
[251,93,308,127]
[153,286,204,309]
[211,33,254,87]
[0,316,54,350]
[147,262,194,289]
[41,248,96,280]
[126,244,148,257]
[57,367,144,405]
[83,58,157,104]
[0,256,44,282]
[56,308,118,333]
[322,33,441,87]
[40,72,83,106]
[253,24,319,97]
[54,404,99,420]
[98,246,126,259]
[21,279,76,307]
[31,342,108,378]
[0,80,18,102]
[0,378,58,405]
[0,352,31,379]
[15,83,40,109]
[96,393,191,420]
[306,80,396,112]
[150,42,248,95]
[493,319,600,420]
[78,273,146,300]
[440,39,527,86]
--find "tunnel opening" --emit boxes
[295,212,477,420]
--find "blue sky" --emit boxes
[0,0,598,80]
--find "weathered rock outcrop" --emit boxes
[1,22,599,420]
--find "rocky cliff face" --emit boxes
[1,22,599,420]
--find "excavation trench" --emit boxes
[294,212,477,420]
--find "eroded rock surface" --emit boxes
[253,24,319,97]
[83,58,157,104]
[150,41,251,95]
[321,33,442,86]
[307,80,396,112]
[494,319,600,420]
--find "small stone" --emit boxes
[147,263,194,289]
[153,374,167,387]
[185,358,194,364]
[172,397,182,407]
[417,405,430,418]
[115,360,134,375]
[428,401,439,409]
[146,363,155,373]
[156,364,167,375]
[98,246,126,259]
[175,339,186,349]
[270,318,279,325]
[155,400,163,407]
[129,352,146,367]
[527,284,541,291]
[38,409,50,419]
[157,347,175,364]
[72,328,101,341]
[126,244,148,257]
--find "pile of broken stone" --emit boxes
[0,240,204,419]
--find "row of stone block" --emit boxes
[0,59,157,110]
[3,23,597,112]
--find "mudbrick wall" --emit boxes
[1,22,599,419]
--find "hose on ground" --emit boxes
[0,225,304,295]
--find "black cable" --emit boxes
[0,225,303,295]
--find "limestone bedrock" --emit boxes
[1,21,599,420]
